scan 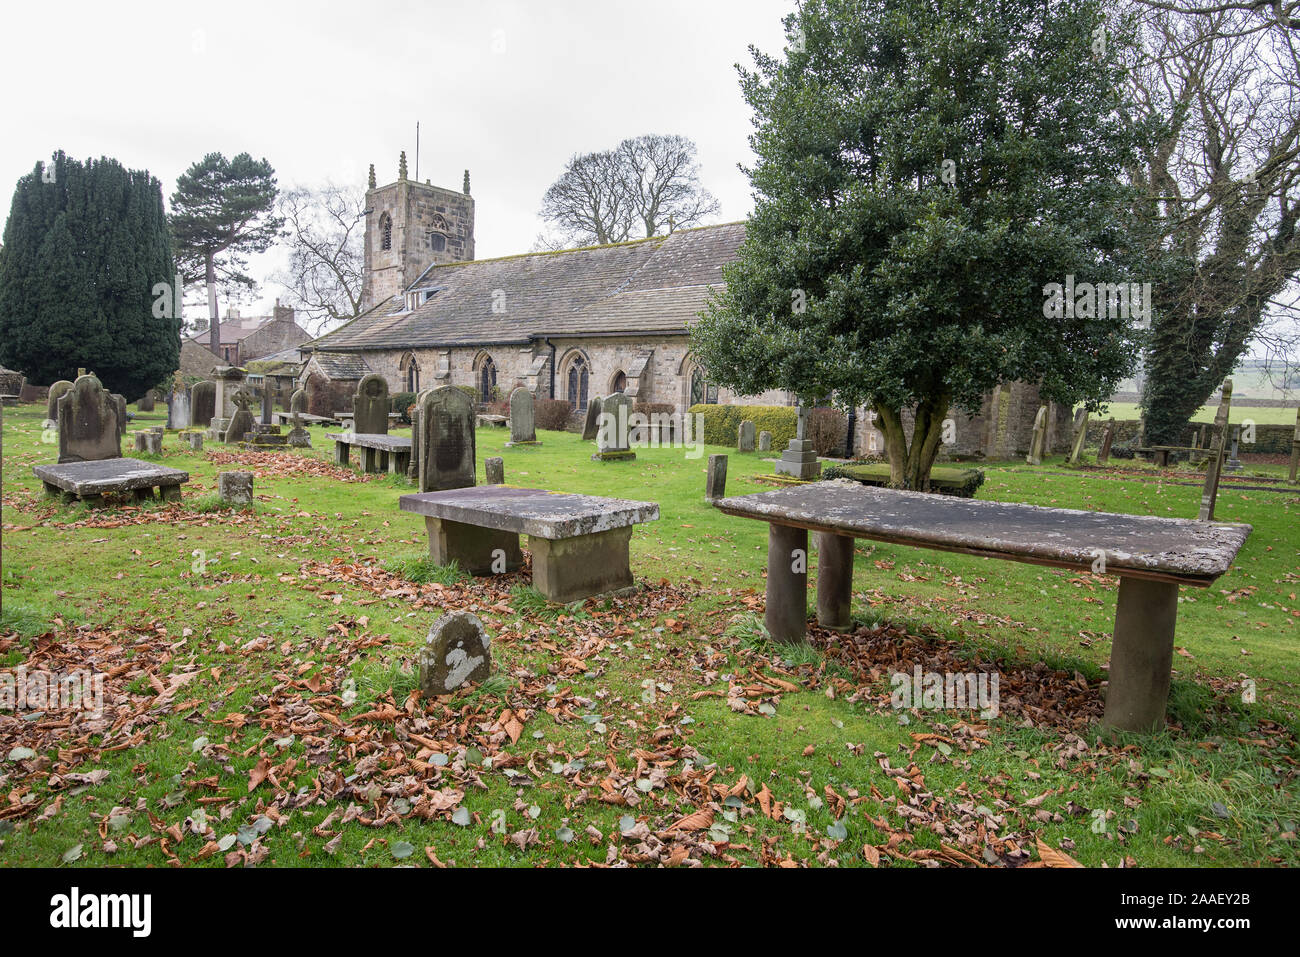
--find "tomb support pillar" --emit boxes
[765,523,808,643]
[815,532,855,631]
[1103,576,1180,733]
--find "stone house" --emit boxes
[179,303,311,375]
[305,156,1072,458]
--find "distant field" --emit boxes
[1091,401,1299,425]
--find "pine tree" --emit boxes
[0,151,179,399]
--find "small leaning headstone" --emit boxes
[581,396,604,441]
[188,432,204,452]
[217,471,254,505]
[419,612,491,697]
[507,387,539,446]
[758,430,772,452]
[1025,405,1048,466]
[737,420,755,453]
[485,456,505,485]
[1097,417,1116,465]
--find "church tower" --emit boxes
[361,153,475,311]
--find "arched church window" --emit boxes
[690,368,712,406]
[401,353,420,393]
[611,371,627,394]
[566,355,590,411]
[380,212,392,251]
[479,356,497,402]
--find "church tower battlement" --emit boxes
[361,153,474,311]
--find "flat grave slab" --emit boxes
[327,432,413,474]
[34,457,189,503]
[273,411,335,426]
[715,480,1249,585]
[400,486,660,602]
[400,485,659,540]
[325,432,412,451]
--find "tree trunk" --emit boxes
[873,392,951,491]
[206,253,221,360]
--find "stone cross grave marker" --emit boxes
[420,611,491,696]
[417,386,476,492]
[774,401,821,480]
[260,377,274,426]
[57,374,121,464]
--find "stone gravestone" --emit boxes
[1288,406,1300,484]
[353,373,389,435]
[581,396,604,441]
[188,432,204,452]
[137,390,155,412]
[407,388,430,482]
[1225,425,1244,472]
[217,471,253,505]
[167,384,191,430]
[46,380,74,424]
[1198,379,1233,521]
[759,430,772,452]
[56,374,121,464]
[1097,418,1116,465]
[290,388,307,414]
[774,402,821,480]
[1068,409,1089,465]
[287,409,311,448]
[260,378,275,426]
[420,612,491,697]
[191,380,216,427]
[705,454,728,503]
[417,386,476,492]
[507,387,539,446]
[1025,405,1048,466]
[485,456,505,485]
[111,394,128,442]
[593,392,635,461]
[210,366,247,438]
[224,389,256,445]
[738,420,756,453]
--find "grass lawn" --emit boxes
[1092,401,1298,426]
[2,401,1298,868]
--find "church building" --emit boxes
[303,156,1073,459]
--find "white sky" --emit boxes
[0,0,794,320]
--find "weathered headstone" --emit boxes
[290,388,307,414]
[1098,418,1116,465]
[167,385,191,430]
[417,386,476,492]
[56,374,121,464]
[217,471,253,505]
[758,430,772,452]
[419,612,491,697]
[774,402,821,480]
[1198,379,1233,521]
[1068,409,1089,465]
[188,432,204,452]
[111,394,128,442]
[1025,405,1048,466]
[738,420,756,453]
[137,390,156,412]
[581,396,604,441]
[287,409,311,448]
[212,366,247,419]
[485,456,505,485]
[134,433,149,453]
[46,380,74,424]
[260,377,274,426]
[191,380,216,427]
[593,392,635,461]
[705,454,728,503]
[353,373,389,435]
[224,389,256,445]
[507,387,539,445]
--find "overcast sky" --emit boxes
[0,0,795,321]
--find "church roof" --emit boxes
[307,222,746,352]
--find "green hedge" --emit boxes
[688,403,798,450]
[824,462,986,498]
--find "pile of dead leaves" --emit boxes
[205,450,379,483]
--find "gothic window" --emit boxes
[611,371,627,394]
[690,368,716,406]
[429,232,446,253]
[401,353,420,393]
[380,212,392,251]
[566,355,590,411]
[479,356,497,402]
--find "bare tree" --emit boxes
[1128,1,1300,439]
[274,182,365,332]
[540,134,721,247]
